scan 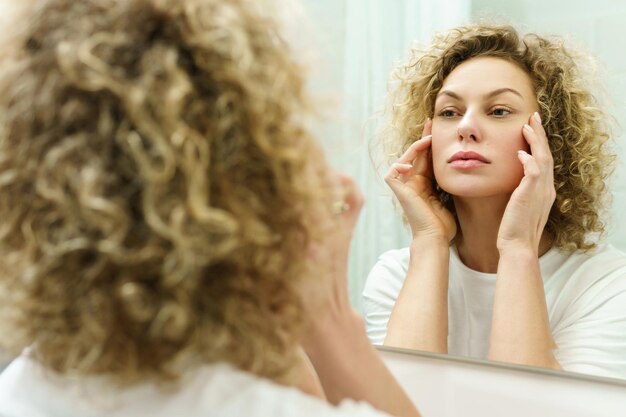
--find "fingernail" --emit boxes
[523,124,534,132]
[534,112,542,124]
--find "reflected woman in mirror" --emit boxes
[364,24,626,379]
[0,0,421,415]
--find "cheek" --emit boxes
[430,124,448,161]
[502,126,530,152]
[488,126,529,161]
[498,135,528,184]
[430,134,447,181]
[430,122,446,141]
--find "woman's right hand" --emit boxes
[385,119,456,243]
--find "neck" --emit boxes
[452,195,552,273]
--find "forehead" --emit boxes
[439,56,536,100]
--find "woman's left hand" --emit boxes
[497,112,556,253]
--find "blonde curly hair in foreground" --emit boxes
[385,24,615,251]
[0,0,331,384]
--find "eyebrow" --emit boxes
[436,87,524,100]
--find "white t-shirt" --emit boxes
[363,243,626,380]
[0,355,391,417]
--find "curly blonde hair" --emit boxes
[386,24,615,250]
[0,0,331,384]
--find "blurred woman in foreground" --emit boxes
[0,0,419,416]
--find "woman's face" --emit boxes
[431,56,540,199]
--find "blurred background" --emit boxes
[300,0,626,312]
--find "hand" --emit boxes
[301,171,364,334]
[497,112,556,253]
[385,119,456,242]
[300,173,422,417]
[298,171,364,396]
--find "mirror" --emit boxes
[300,0,626,382]
[378,345,626,417]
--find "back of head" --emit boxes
[387,24,615,250]
[0,0,329,384]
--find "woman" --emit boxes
[0,0,420,416]
[363,24,626,379]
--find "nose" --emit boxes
[457,111,481,142]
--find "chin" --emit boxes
[437,179,520,200]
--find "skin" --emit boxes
[384,56,561,370]
[301,171,422,416]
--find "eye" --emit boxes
[438,109,459,118]
[490,106,512,117]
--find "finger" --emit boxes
[517,150,556,211]
[522,122,553,170]
[331,172,364,223]
[416,119,433,173]
[410,135,433,174]
[384,162,413,183]
[529,111,546,135]
[384,161,424,204]
[421,117,433,138]
[332,172,362,208]
[523,112,553,167]
[396,135,432,165]
[517,150,540,179]
[394,118,432,165]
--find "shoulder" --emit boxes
[549,244,626,313]
[363,247,411,297]
[0,358,391,417]
[557,244,626,283]
[546,243,626,279]
[195,364,391,417]
[368,247,411,280]
[0,354,71,417]
[375,247,411,267]
[571,243,626,263]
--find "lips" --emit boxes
[447,150,490,163]
[447,150,490,169]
